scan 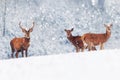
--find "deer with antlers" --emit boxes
[81,24,112,51]
[65,28,84,52]
[10,22,35,58]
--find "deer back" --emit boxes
[10,37,30,51]
[82,33,107,45]
[82,24,112,45]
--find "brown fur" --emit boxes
[81,24,112,51]
[65,28,84,52]
[10,22,35,58]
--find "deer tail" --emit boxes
[10,40,14,53]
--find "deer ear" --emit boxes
[19,27,27,33]
[71,28,74,31]
[29,27,34,32]
[21,28,27,33]
[110,24,113,27]
[104,24,107,27]
[64,29,67,32]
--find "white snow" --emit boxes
[0,49,120,80]
[0,1,120,79]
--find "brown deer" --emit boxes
[65,28,84,52]
[10,22,35,58]
[81,24,112,51]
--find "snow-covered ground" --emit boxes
[0,49,120,80]
[0,1,120,79]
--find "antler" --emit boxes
[31,22,35,29]
[110,24,113,27]
[19,21,26,33]
[29,22,35,32]
[19,21,22,28]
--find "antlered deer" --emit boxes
[81,24,112,51]
[65,28,84,52]
[10,22,35,58]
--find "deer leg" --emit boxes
[21,50,24,57]
[78,47,80,52]
[81,47,84,52]
[11,52,14,58]
[11,53,14,58]
[85,45,88,49]
[84,45,90,51]
[76,47,78,53]
[89,43,94,51]
[75,46,79,53]
[90,42,95,51]
[25,50,28,57]
[102,43,104,49]
[100,43,104,50]
[91,44,96,51]
[15,52,19,58]
[88,42,92,51]
[88,45,90,51]
[11,47,14,58]
[11,50,14,58]
[11,54,13,58]
[92,46,97,51]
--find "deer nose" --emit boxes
[67,34,70,37]
[108,28,111,31]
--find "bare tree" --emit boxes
[86,0,92,8]
[97,0,105,10]
[3,0,7,36]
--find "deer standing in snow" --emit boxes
[65,28,84,52]
[81,24,112,51]
[10,22,35,58]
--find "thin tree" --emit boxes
[3,0,7,36]
[97,0,105,11]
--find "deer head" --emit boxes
[64,28,74,37]
[19,22,35,38]
[104,24,112,33]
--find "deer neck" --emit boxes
[21,37,30,49]
[105,30,111,40]
[23,37,30,43]
[67,34,74,41]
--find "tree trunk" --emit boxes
[97,0,105,10]
[3,0,6,36]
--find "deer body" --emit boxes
[65,28,84,52]
[11,37,30,51]
[10,22,34,58]
[82,24,112,51]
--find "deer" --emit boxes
[81,24,112,51]
[10,22,35,58]
[85,45,97,51]
[65,28,84,52]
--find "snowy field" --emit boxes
[0,0,120,79]
[0,49,120,80]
